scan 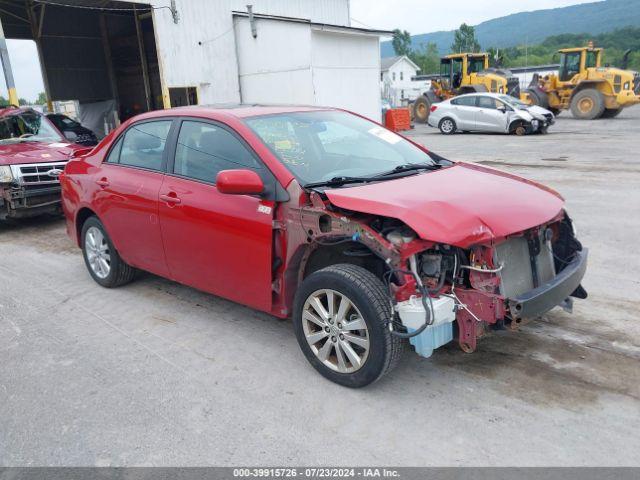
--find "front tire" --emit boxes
[438,117,456,134]
[81,216,136,288]
[570,89,605,119]
[292,264,404,388]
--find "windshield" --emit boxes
[499,95,529,109]
[245,110,435,185]
[0,112,63,144]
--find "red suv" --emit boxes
[1,107,86,220]
[61,105,587,387]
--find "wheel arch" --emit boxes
[571,80,611,98]
[75,206,98,246]
[508,118,528,134]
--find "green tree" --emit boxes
[410,42,440,74]
[451,23,481,53]
[18,98,28,106]
[0,96,8,107]
[392,29,412,57]
[36,92,47,105]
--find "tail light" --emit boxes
[430,105,438,112]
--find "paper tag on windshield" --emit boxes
[368,126,401,144]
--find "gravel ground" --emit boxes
[1,107,639,467]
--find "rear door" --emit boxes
[93,119,173,277]
[475,96,509,132]
[158,118,276,312]
[449,96,477,130]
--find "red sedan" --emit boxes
[61,105,587,387]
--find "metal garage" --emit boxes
[0,0,388,135]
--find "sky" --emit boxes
[2,0,592,102]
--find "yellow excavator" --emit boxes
[523,43,640,119]
[412,52,521,123]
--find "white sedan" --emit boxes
[427,93,555,135]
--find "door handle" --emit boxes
[160,193,181,205]
[95,178,109,187]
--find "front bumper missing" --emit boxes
[1,185,62,219]
[509,248,588,319]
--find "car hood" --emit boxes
[324,162,564,248]
[0,140,80,165]
[524,105,552,119]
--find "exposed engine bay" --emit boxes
[278,189,587,358]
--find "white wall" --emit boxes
[234,18,315,105]
[310,29,382,121]
[234,18,383,121]
[136,0,350,106]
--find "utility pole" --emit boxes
[0,17,19,106]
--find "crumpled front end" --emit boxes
[391,212,587,356]
[0,161,67,219]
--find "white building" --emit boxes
[380,55,420,107]
[0,0,390,134]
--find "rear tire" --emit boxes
[601,108,622,118]
[292,264,404,388]
[438,117,457,135]
[81,216,136,288]
[413,95,431,123]
[570,89,605,119]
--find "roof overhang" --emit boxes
[232,11,392,37]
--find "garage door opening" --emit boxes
[0,0,165,137]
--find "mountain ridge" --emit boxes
[381,0,640,57]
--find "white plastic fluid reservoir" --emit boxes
[395,296,456,358]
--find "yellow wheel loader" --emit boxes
[412,53,521,123]
[523,44,640,119]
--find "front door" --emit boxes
[93,119,173,277]
[158,119,275,312]
[475,96,509,132]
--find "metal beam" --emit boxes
[133,4,151,111]
[26,1,52,111]
[0,14,18,105]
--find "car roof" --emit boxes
[132,104,333,122]
[454,92,505,99]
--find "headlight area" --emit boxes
[385,213,587,357]
[0,166,13,184]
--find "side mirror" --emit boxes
[216,169,264,195]
[497,105,507,113]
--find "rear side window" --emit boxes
[451,96,476,107]
[173,120,260,183]
[117,121,172,171]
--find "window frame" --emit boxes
[451,95,477,107]
[101,118,177,173]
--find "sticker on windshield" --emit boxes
[368,126,401,144]
[48,143,70,148]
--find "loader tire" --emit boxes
[601,108,622,118]
[526,88,549,109]
[413,96,431,123]
[570,89,605,120]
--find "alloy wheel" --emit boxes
[302,289,370,373]
[85,226,111,279]
[441,119,454,133]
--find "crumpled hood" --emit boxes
[524,105,552,120]
[325,162,564,248]
[0,141,79,166]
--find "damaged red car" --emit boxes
[60,106,588,387]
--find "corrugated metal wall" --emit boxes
[135,0,350,105]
